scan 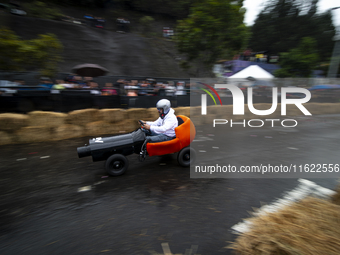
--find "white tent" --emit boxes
[229,65,274,79]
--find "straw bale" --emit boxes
[125,108,148,120]
[146,108,160,120]
[229,197,340,255]
[85,121,118,136]
[15,126,52,143]
[0,131,13,145]
[174,107,190,117]
[98,109,126,123]
[53,124,84,140]
[0,113,29,131]
[115,119,139,133]
[331,185,340,206]
[28,111,67,127]
[66,109,99,126]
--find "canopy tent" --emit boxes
[228,65,274,79]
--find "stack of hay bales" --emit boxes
[0,107,188,145]
[230,192,340,255]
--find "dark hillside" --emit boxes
[7,13,190,77]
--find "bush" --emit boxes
[139,16,154,36]
[26,1,63,20]
[0,28,63,77]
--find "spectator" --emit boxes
[52,80,67,90]
[175,81,186,96]
[127,90,138,96]
[154,82,166,96]
[115,79,127,95]
[138,81,149,96]
[84,14,94,26]
[38,77,54,90]
[102,83,118,95]
[89,81,101,94]
[165,81,176,96]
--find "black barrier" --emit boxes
[0,88,337,113]
[120,96,178,109]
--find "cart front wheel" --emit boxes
[105,154,129,176]
[177,147,196,167]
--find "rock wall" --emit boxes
[0,103,339,145]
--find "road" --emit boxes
[0,115,339,255]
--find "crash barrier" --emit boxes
[1,102,340,146]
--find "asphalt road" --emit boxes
[0,115,339,255]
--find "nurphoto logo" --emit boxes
[200,83,312,128]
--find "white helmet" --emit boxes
[156,99,171,114]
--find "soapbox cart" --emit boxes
[77,115,196,176]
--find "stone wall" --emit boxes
[0,103,339,145]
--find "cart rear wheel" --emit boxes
[177,147,196,167]
[105,154,129,176]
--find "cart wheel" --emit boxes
[177,147,196,167]
[105,154,129,176]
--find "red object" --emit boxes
[146,115,196,157]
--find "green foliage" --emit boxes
[0,28,63,77]
[139,16,154,36]
[26,1,63,20]
[274,37,319,77]
[176,0,249,72]
[249,0,335,62]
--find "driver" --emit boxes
[139,99,178,160]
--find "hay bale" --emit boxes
[0,131,13,145]
[229,197,340,255]
[246,103,281,119]
[66,109,99,126]
[15,126,52,143]
[98,109,126,123]
[331,185,340,206]
[146,108,159,120]
[174,107,190,117]
[28,111,67,127]
[53,124,84,140]
[85,121,118,136]
[125,108,148,120]
[115,119,139,133]
[284,103,307,117]
[0,113,29,131]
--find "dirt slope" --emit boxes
[8,14,190,78]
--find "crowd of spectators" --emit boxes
[233,49,279,63]
[14,76,192,97]
[83,14,106,29]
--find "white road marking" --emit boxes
[193,136,214,142]
[40,156,50,159]
[16,158,27,161]
[78,186,92,192]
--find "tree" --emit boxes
[0,28,63,77]
[249,0,335,63]
[175,0,249,76]
[26,1,63,20]
[274,37,319,77]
